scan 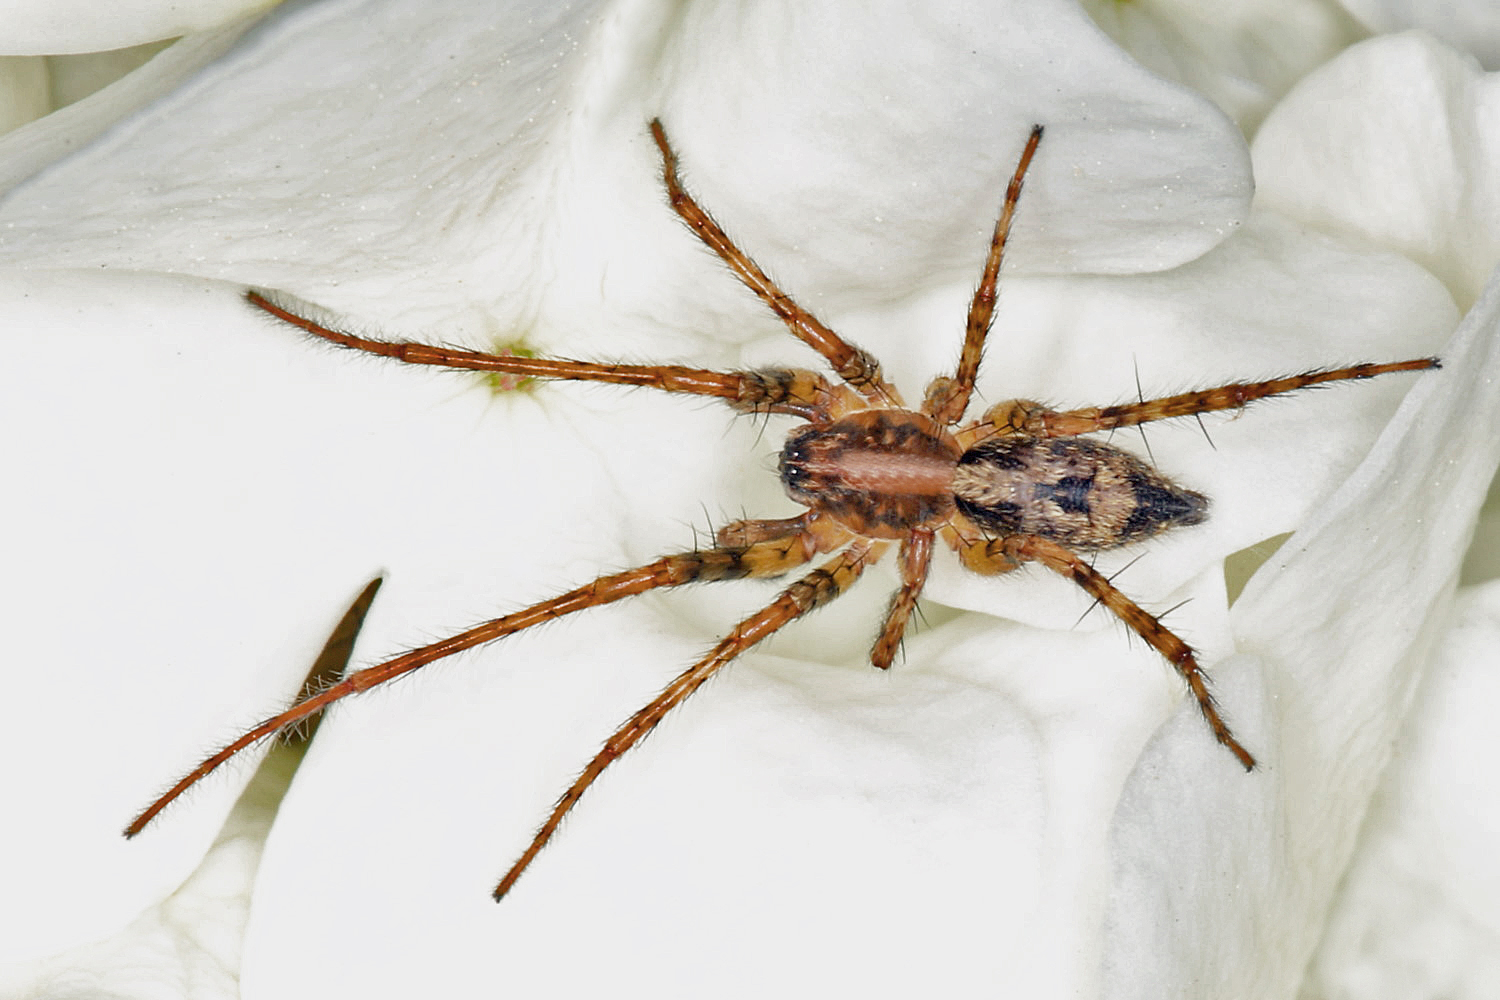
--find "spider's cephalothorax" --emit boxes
[129,119,1439,901]
[779,410,962,538]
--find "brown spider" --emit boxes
[126,119,1438,900]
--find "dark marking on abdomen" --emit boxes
[952,437,1207,550]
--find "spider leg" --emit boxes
[924,125,1045,427]
[648,119,902,408]
[493,539,886,900]
[946,525,1255,770]
[964,358,1440,443]
[870,527,936,670]
[247,291,845,423]
[125,522,848,839]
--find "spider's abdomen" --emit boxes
[952,437,1208,550]
[780,409,961,539]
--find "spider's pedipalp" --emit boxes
[125,528,839,839]
[493,539,886,900]
[727,367,853,424]
[714,511,853,553]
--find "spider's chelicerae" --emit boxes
[127,120,1438,899]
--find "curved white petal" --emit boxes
[0,0,1249,317]
[0,270,705,961]
[1080,0,1363,133]
[0,0,270,56]
[1303,578,1500,999]
[1335,0,1500,70]
[0,23,264,193]
[1253,32,1500,308]
[1099,32,1500,995]
[1102,269,1500,998]
[1232,31,1500,998]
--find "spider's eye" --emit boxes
[778,429,814,490]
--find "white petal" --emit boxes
[144,15,1423,1000]
[1079,0,1363,133]
[0,0,1249,319]
[232,241,1453,996]
[0,269,732,963]
[4,0,1475,993]
[0,24,264,193]
[1253,31,1500,307]
[1335,0,1500,70]
[1100,264,1500,997]
[1304,578,1500,999]
[0,0,266,56]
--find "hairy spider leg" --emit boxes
[862,126,1045,669]
[924,124,1046,427]
[245,291,846,424]
[859,127,1045,669]
[649,119,902,409]
[125,521,851,839]
[493,539,885,900]
[962,358,1441,447]
[946,525,1255,770]
[870,527,936,670]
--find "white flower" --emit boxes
[1,2,1495,997]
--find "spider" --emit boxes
[126,119,1438,900]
